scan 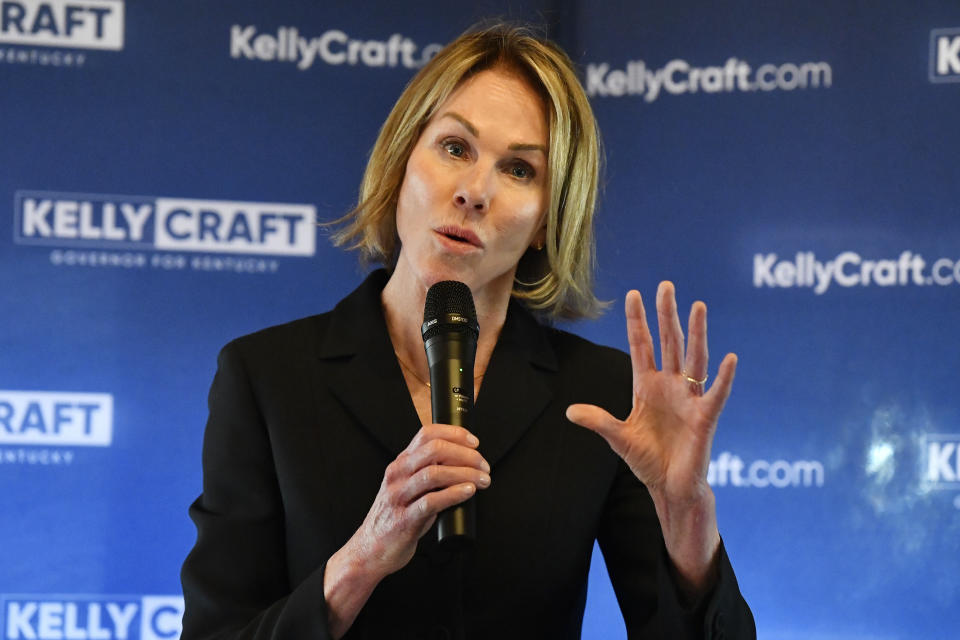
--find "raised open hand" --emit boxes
[566,282,737,508]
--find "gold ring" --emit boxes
[682,371,708,386]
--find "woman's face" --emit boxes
[393,67,549,305]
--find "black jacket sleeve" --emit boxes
[180,341,334,639]
[597,459,756,640]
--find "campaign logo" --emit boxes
[753,251,960,294]
[0,390,112,447]
[230,25,442,70]
[930,28,960,83]
[14,191,317,257]
[586,56,832,102]
[0,0,124,50]
[708,451,825,488]
[0,595,182,640]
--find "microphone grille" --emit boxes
[422,281,479,341]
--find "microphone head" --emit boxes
[421,281,479,342]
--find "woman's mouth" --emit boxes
[435,226,483,249]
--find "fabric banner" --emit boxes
[1,2,958,638]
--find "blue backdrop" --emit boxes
[2,1,959,638]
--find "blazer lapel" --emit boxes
[473,300,557,468]
[315,270,422,458]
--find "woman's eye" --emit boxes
[509,163,534,180]
[443,140,467,158]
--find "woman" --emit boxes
[181,24,755,639]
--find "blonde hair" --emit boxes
[330,23,605,319]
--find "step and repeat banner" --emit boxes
[1,1,958,638]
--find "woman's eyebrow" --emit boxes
[441,112,478,137]
[441,111,546,154]
[508,142,546,154]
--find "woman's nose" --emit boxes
[453,167,491,213]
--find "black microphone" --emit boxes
[421,280,479,547]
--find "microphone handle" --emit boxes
[425,332,476,547]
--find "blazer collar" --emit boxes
[316,269,558,467]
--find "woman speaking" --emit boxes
[181,23,755,639]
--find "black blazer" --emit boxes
[181,270,755,639]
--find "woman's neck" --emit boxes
[380,263,512,388]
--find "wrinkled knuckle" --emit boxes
[424,464,440,487]
[416,495,431,518]
[381,483,400,506]
[426,438,445,460]
[384,459,403,483]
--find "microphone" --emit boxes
[421,280,479,547]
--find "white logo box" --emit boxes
[0,0,124,50]
[930,28,960,83]
[0,391,113,446]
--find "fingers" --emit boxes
[397,460,491,504]
[702,352,738,418]
[410,423,480,450]
[386,423,490,507]
[403,480,480,541]
[656,283,709,387]
[682,300,708,386]
[398,464,490,517]
[656,282,684,373]
[396,425,489,478]
[566,404,621,443]
[625,291,656,382]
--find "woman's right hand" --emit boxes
[354,423,491,575]
[323,424,490,638]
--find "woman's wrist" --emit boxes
[649,486,721,603]
[323,536,384,639]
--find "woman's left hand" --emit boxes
[565,281,737,593]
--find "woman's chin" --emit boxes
[391,254,517,309]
